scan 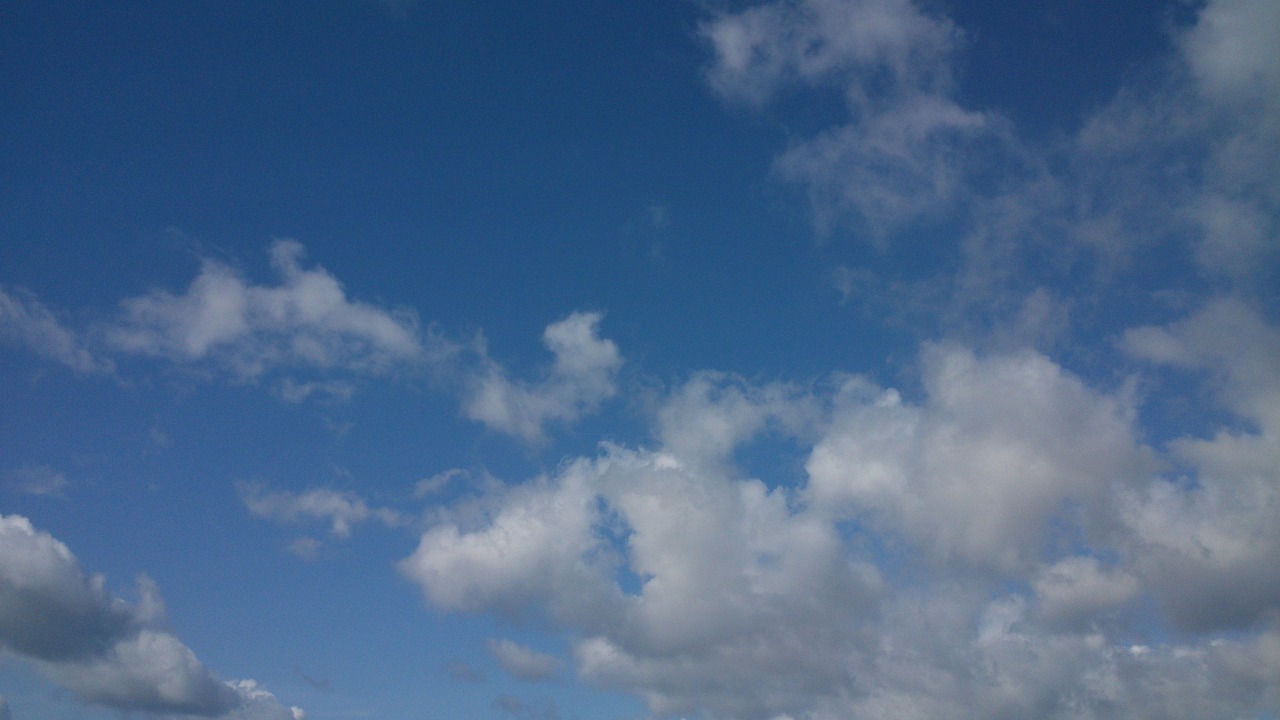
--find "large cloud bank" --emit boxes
[399,334,1279,719]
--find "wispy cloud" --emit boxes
[3,244,621,443]
[4,465,70,498]
[0,287,112,375]
[240,484,406,540]
[487,638,562,681]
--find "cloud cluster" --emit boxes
[355,0,1272,669]
[293,2,1280,712]
[0,241,422,384]
[402,330,1280,717]
[0,514,302,719]
[1,246,624,442]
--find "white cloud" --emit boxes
[399,464,617,620]
[462,312,622,442]
[805,345,1150,571]
[1066,0,1279,287]
[703,0,1015,236]
[3,241,426,388]
[1180,0,1280,106]
[105,239,422,379]
[702,0,957,105]
[654,371,815,469]
[1032,556,1140,626]
[486,638,561,681]
[1122,300,1280,632]
[240,484,405,539]
[402,437,881,719]
[401,333,1280,717]
[0,514,301,719]
[1123,298,1280,428]
[0,286,111,374]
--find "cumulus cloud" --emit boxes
[806,345,1150,571]
[404,2,1280,717]
[400,335,1280,718]
[0,514,301,719]
[106,239,422,379]
[654,371,816,469]
[462,312,622,441]
[486,639,561,681]
[404,443,880,719]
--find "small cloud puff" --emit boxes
[487,638,562,681]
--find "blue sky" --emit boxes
[1,1,1278,719]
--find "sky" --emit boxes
[0,0,1278,718]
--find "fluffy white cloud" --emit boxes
[106,239,422,379]
[397,2,1280,715]
[404,442,881,719]
[3,241,426,387]
[655,371,815,469]
[487,638,562,681]
[462,312,622,441]
[806,345,1150,571]
[0,514,301,719]
[400,463,617,620]
[0,514,139,662]
[402,337,1280,718]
